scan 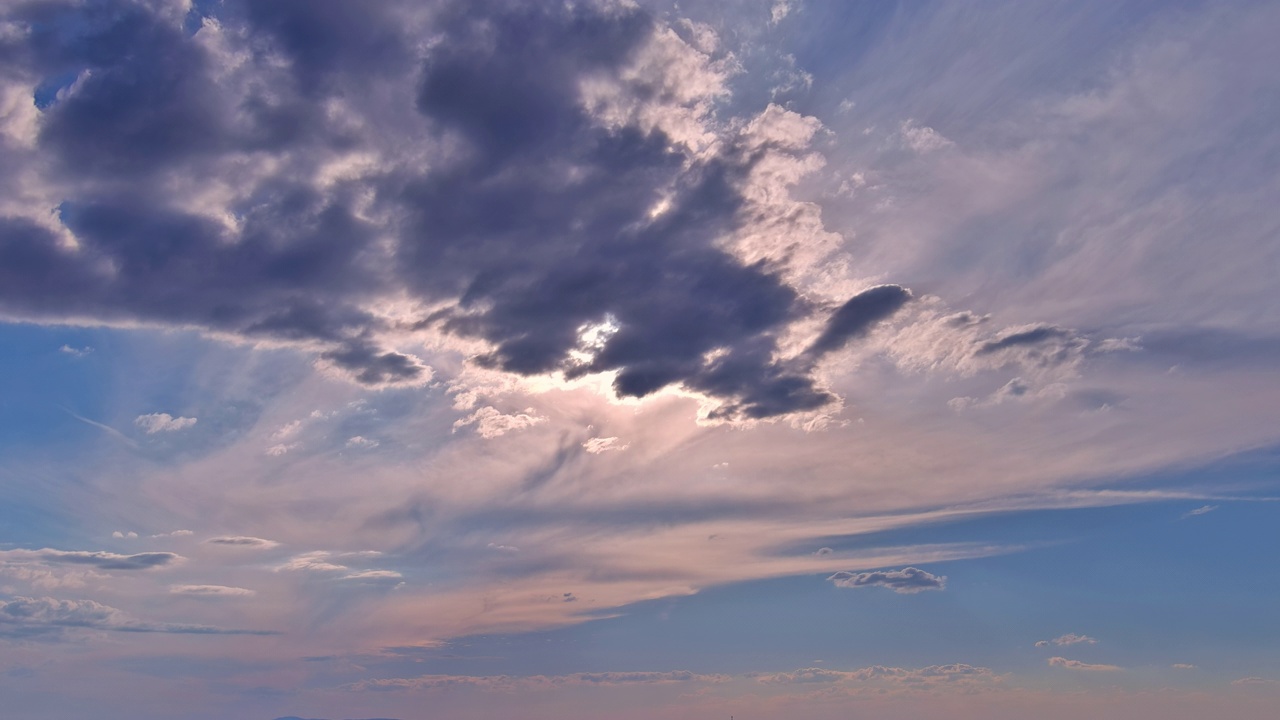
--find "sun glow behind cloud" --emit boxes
[0,0,1278,719]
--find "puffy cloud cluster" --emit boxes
[452,406,546,439]
[0,0,920,421]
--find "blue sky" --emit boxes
[1,1,1279,718]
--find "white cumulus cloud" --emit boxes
[134,413,197,434]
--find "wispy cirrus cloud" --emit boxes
[277,551,396,581]
[1182,505,1219,519]
[204,537,279,550]
[1231,677,1278,687]
[169,585,256,598]
[1036,633,1099,648]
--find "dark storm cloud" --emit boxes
[807,285,913,358]
[975,325,1071,355]
[236,0,413,95]
[321,341,428,385]
[971,323,1090,371]
[17,0,224,175]
[0,0,908,417]
[0,0,395,363]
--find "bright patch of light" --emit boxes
[647,195,673,219]
[573,314,621,362]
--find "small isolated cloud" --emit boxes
[133,413,197,434]
[111,531,138,539]
[562,592,577,603]
[453,406,546,439]
[757,664,999,687]
[1037,633,1099,647]
[770,0,794,25]
[1048,657,1121,672]
[58,344,92,357]
[806,285,913,359]
[899,119,953,153]
[149,530,193,539]
[1097,337,1142,352]
[972,325,1089,372]
[342,570,402,581]
[278,551,385,574]
[1232,677,1277,686]
[1172,664,1197,670]
[583,436,628,454]
[0,548,181,571]
[352,670,728,692]
[487,543,519,553]
[827,567,946,594]
[1182,505,1218,518]
[205,536,280,550]
[952,376,1069,411]
[279,554,348,573]
[271,420,303,440]
[346,436,380,449]
[814,547,834,556]
[169,585,256,598]
[266,443,299,456]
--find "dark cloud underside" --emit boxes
[0,0,910,417]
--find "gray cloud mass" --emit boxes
[827,567,946,594]
[0,548,182,570]
[0,596,275,640]
[0,0,913,418]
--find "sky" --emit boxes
[1,0,1278,718]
